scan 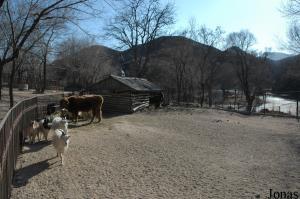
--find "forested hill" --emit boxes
[51,36,298,94]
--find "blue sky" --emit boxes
[172,0,288,52]
[77,0,289,53]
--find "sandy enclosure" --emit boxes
[10,108,300,199]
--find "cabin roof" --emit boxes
[108,75,162,92]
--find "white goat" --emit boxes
[52,129,70,165]
[25,120,40,144]
[50,116,68,134]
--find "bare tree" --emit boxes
[53,35,120,90]
[0,0,4,9]
[0,0,97,101]
[282,0,300,18]
[54,36,95,89]
[187,21,224,107]
[285,21,300,53]
[7,52,33,107]
[26,52,44,91]
[32,28,57,93]
[171,43,193,103]
[4,1,50,107]
[281,0,300,52]
[56,35,95,59]
[105,0,175,77]
[226,30,270,113]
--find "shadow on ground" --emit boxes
[103,112,129,119]
[12,157,58,188]
[67,113,128,128]
[68,121,99,128]
[289,135,300,156]
[22,141,51,154]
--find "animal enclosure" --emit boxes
[0,93,64,199]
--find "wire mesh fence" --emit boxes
[214,95,299,119]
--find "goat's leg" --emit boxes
[29,135,32,144]
[31,135,35,144]
[45,131,48,141]
[58,153,63,165]
[61,154,64,165]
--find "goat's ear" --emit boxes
[66,135,71,140]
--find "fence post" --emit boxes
[297,99,299,122]
[20,101,24,151]
[234,89,237,109]
[35,97,38,119]
[263,92,266,115]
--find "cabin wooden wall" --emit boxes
[102,93,151,114]
[87,77,162,113]
[102,94,133,113]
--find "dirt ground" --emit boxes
[9,108,300,199]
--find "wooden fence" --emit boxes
[0,93,64,199]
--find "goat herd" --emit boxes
[23,95,104,165]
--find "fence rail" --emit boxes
[0,93,64,199]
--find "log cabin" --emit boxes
[86,75,163,113]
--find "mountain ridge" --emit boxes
[50,36,299,92]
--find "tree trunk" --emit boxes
[200,83,205,107]
[41,58,47,93]
[9,60,16,108]
[221,88,226,103]
[0,63,3,100]
[208,86,213,107]
[245,95,255,114]
[0,0,4,10]
[177,88,181,104]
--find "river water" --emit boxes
[256,95,298,115]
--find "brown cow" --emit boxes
[60,95,104,123]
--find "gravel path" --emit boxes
[11,108,300,199]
